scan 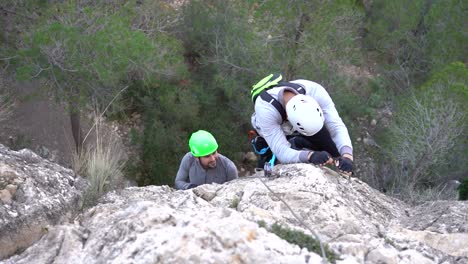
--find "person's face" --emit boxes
[199,151,218,169]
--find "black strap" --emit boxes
[257,81,306,121]
[278,81,306,94]
[260,91,287,120]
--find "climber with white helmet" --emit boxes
[250,74,353,174]
[175,130,238,190]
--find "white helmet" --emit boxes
[286,94,324,136]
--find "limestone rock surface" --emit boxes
[1,152,467,264]
[0,144,86,259]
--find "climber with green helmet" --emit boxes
[175,130,238,190]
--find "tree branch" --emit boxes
[0,6,35,20]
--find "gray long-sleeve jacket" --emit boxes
[251,79,353,164]
[175,152,238,190]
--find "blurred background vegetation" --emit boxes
[0,0,466,204]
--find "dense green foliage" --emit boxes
[9,1,186,149]
[1,0,465,200]
[365,0,466,91]
[131,80,199,185]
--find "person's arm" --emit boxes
[301,80,353,156]
[225,158,238,182]
[254,103,310,163]
[175,153,195,190]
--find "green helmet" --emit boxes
[189,130,219,157]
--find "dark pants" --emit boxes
[288,126,340,157]
[253,126,339,168]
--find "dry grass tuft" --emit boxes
[73,114,126,206]
[0,91,13,123]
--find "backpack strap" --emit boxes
[278,81,306,94]
[251,73,282,102]
[257,80,306,121]
[259,91,287,120]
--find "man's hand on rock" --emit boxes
[308,151,333,166]
[335,153,353,176]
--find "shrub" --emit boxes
[257,220,267,228]
[387,183,459,205]
[270,223,337,263]
[381,90,464,193]
[230,197,240,209]
[378,62,466,199]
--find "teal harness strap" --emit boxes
[269,154,276,167]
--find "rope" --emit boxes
[255,172,329,263]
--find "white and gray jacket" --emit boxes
[251,79,353,164]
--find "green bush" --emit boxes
[364,0,466,92]
[270,223,337,263]
[257,220,267,228]
[136,115,190,186]
[331,77,372,121]
[230,197,240,209]
[365,77,391,109]
[424,1,466,71]
[257,220,337,262]
[459,178,468,201]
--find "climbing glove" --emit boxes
[335,156,353,173]
[308,151,331,165]
[187,183,197,189]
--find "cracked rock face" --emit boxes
[0,144,86,259]
[3,186,320,264]
[1,155,467,263]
